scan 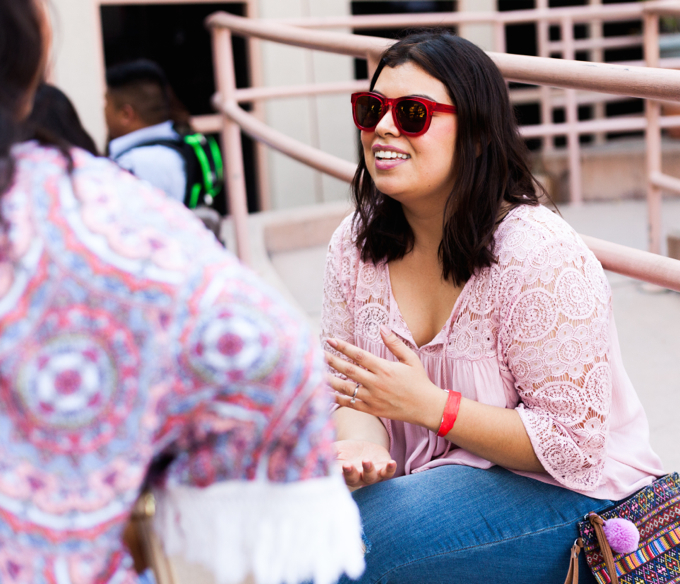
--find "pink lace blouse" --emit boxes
[321,204,664,500]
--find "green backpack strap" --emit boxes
[183,134,224,209]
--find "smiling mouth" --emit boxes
[374,151,410,161]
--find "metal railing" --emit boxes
[206,2,680,291]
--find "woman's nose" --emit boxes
[375,104,400,137]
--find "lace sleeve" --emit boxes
[499,215,613,492]
[320,217,357,374]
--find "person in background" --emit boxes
[105,59,187,202]
[0,1,364,583]
[28,83,98,155]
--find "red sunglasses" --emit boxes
[351,91,457,137]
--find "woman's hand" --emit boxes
[326,325,447,431]
[334,439,397,489]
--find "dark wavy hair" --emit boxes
[0,0,43,196]
[352,30,542,286]
[0,0,72,250]
[0,0,73,259]
[28,84,98,156]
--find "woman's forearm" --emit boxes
[415,388,544,473]
[326,335,543,474]
[450,398,544,472]
[333,407,390,450]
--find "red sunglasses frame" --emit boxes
[351,91,457,137]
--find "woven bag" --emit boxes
[564,473,680,584]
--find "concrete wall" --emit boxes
[457,0,496,52]
[542,138,680,202]
[257,0,356,209]
[49,0,107,151]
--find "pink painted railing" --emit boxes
[207,3,680,292]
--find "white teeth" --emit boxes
[375,150,410,160]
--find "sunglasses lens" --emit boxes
[395,100,428,134]
[355,95,384,129]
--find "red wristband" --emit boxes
[437,390,462,437]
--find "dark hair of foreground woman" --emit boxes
[0,0,72,223]
[352,30,543,286]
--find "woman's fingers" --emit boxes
[380,460,398,480]
[334,391,370,411]
[327,374,357,396]
[325,351,373,386]
[341,464,362,487]
[341,460,395,488]
[326,338,380,373]
[361,460,381,485]
[327,374,369,403]
[379,324,417,364]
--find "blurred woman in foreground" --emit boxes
[0,2,363,583]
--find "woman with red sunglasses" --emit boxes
[323,30,663,583]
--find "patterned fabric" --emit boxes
[0,143,337,584]
[321,205,663,500]
[580,473,680,583]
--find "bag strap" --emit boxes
[112,138,186,161]
[564,538,584,584]
[589,513,620,584]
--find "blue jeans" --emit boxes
[340,465,615,584]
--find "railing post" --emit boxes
[561,16,583,205]
[589,0,606,146]
[212,26,252,265]
[494,19,506,53]
[536,0,553,153]
[644,11,662,255]
[244,0,272,212]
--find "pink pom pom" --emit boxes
[603,518,640,554]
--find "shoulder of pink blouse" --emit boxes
[323,214,362,315]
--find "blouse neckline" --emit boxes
[384,260,473,350]
[381,205,522,350]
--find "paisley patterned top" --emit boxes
[321,204,664,500]
[0,143,342,584]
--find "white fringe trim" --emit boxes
[154,474,364,584]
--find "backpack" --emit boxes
[116,132,224,210]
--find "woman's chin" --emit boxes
[371,177,410,200]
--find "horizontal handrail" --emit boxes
[521,114,680,138]
[276,3,645,29]
[207,12,390,58]
[218,99,356,182]
[643,0,680,16]
[234,80,368,103]
[580,234,680,291]
[489,52,680,102]
[651,171,680,194]
[207,12,680,103]
[548,34,644,52]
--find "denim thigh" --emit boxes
[341,465,614,584]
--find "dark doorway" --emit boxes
[100,3,259,213]
[350,1,456,80]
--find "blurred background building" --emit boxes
[51,0,679,213]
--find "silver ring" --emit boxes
[350,382,360,405]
